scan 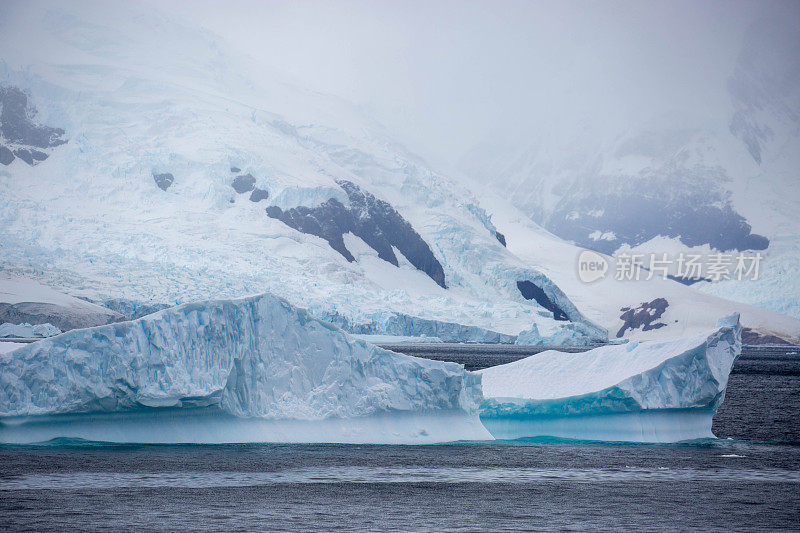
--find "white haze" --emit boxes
[152,0,798,172]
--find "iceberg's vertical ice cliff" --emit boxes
[478,314,742,442]
[0,294,490,444]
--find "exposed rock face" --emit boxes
[11,149,33,165]
[153,172,174,191]
[547,171,769,256]
[266,180,447,289]
[0,86,66,148]
[230,166,241,173]
[516,280,568,321]
[249,188,269,202]
[0,86,67,166]
[494,232,507,247]
[230,173,267,200]
[0,145,13,165]
[231,173,256,193]
[667,274,708,286]
[12,148,47,165]
[741,327,793,346]
[617,298,669,338]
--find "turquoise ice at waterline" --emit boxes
[0,294,741,444]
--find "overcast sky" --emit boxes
[155,0,797,169]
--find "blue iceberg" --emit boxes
[478,314,742,442]
[0,294,489,444]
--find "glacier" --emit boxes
[0,293,491,444]
[478,314,742,442]
[2,0,794,350]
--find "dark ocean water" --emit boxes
[1,347,798,531]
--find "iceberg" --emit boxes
[478,314,742,442]
[0,322,62,338]
[515,322,607,347]
[0,294,490,444]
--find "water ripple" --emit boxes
[3,465,800,490]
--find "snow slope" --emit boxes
[0,1,797,344]
[478,315,742,442]
[459,12,800,319]
[482,194,800,343]
[0,293,490,444]
[0,0,601,344]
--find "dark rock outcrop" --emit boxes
[12,149,33,165]
[616,298,669,337]
[0,145,13,165]
[516,280,568,321]
[249,188,269,202]
[230,166,241,173]
[232,174,256,193]
[266,180,447,288]
[544,167,769,255]
[153,172,174,191]
[0,86,67,167]
[741,327,794,346]
[667,273,708,286]
[495,231,506,247]
[12,148,48,166]
[0,86,66,148]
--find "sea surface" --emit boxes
[1,346,798,531]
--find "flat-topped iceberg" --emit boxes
[478,314,742,442]
[0,295,744,444]
[0,293,490,444]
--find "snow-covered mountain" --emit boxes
[459,11,800,320]
[1,1,798,345]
